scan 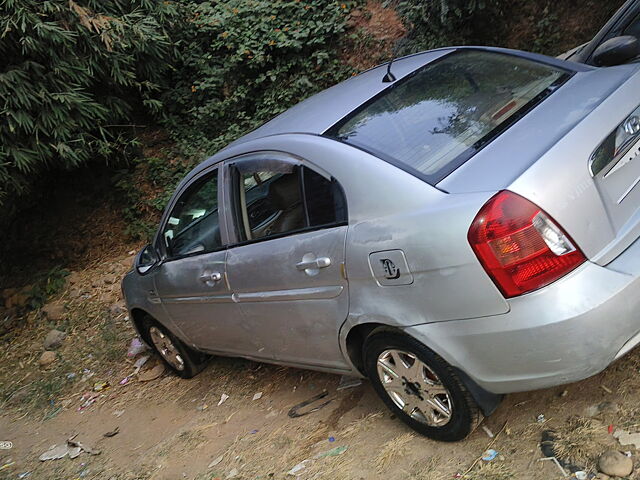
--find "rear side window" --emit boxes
[231,159,346,243]
[326,50,571,184]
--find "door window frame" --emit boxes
[221,151,348,248]
[154,164,229,263]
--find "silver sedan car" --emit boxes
[123,32,640,440]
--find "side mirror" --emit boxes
[592,35,640,67]
[136,244,159,274]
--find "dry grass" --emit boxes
[375,432,415,472]
[551,416,606,467]
[466,462,513,480]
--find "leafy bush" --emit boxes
[0,0,177,210]
[396,0,505,54]
[161,0,356,158]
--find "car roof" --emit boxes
[225,46,590,151]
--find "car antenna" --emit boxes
[382,58,396,83]
[382,39,405,83]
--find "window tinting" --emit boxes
[233,161,346,243]
[163,170,221,257]
[303,168,346,226]
[326,50,570,184]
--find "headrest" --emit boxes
[268,173,301,210]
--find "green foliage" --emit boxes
[0,0,177,209]
[114,154,194,241]
[395,0,505,53]
[161,0,356,158]
[27,265,69,310]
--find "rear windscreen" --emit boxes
[325,50,571,184]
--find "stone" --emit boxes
[586,401,619,417]
[598,450,633,477]
[2,288,17,299]
[42,303,65,322]
[43,329,67,350]
[39,351,57,367]
[109,302,126,316]
[138,363,165,382]
[594,474,610,480]
[103,274,118,285]
[67,272,82,285]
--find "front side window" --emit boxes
[163,170,221,258]
[326,50,571,184]
[231,159,346,243]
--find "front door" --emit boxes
[153,167,239,352]
[224,154,351,370]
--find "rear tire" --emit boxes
[364,331,481,441]
[142,318,207,379]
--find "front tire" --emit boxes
[364,331,481,441]
[143,319,207,379]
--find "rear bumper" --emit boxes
[404,236,640,394]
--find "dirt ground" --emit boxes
[2,251,640,480]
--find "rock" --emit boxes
[594,474,610,480]
[2,288,17,300]
[121,255,136,269]
[138,364,165,382]
[109,302,126,316]
[42,303,65,322]
[39,351,57,367]
[43,329,67,350]
[586,401,619,417]
[103,274,118,285]
[6,293,28,309]
[598,450,633,477]
[67,272,82,285]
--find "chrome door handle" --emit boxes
[199,272,222,283]
[296,257,331,271]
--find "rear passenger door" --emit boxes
[223,153,351,370]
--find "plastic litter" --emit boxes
[218,393,230,406]
[126,337,148,357]
[574,472,587,480]
[336,375,362,391]
[481,449,498,461]
[226,467,239,479]
[208,455,224,468]
[538,457,568,478]
[288,390,333,418]
[93,381,109,392]
[249,429,258,434]
[252,392,263,401]
[113,409,125,417]
[103,427,119,438]
[133,355,150,369]
[287,460,310,476]
[328,436,335,443]
[119,376,131,386]
[0,462,15,471]
[315,446,347,458]
[537,414,546,423]
[482,426,494,438]
[39,434,101,462]
[17,473,31,479]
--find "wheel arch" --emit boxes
[347,322,503,417]
[130,308,153,346]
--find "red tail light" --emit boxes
[468,191,586,298]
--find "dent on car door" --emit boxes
[224,154,351,370]
[153,167,240,352]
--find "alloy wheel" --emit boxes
[376,349,453,426]
[149,326,185,372]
